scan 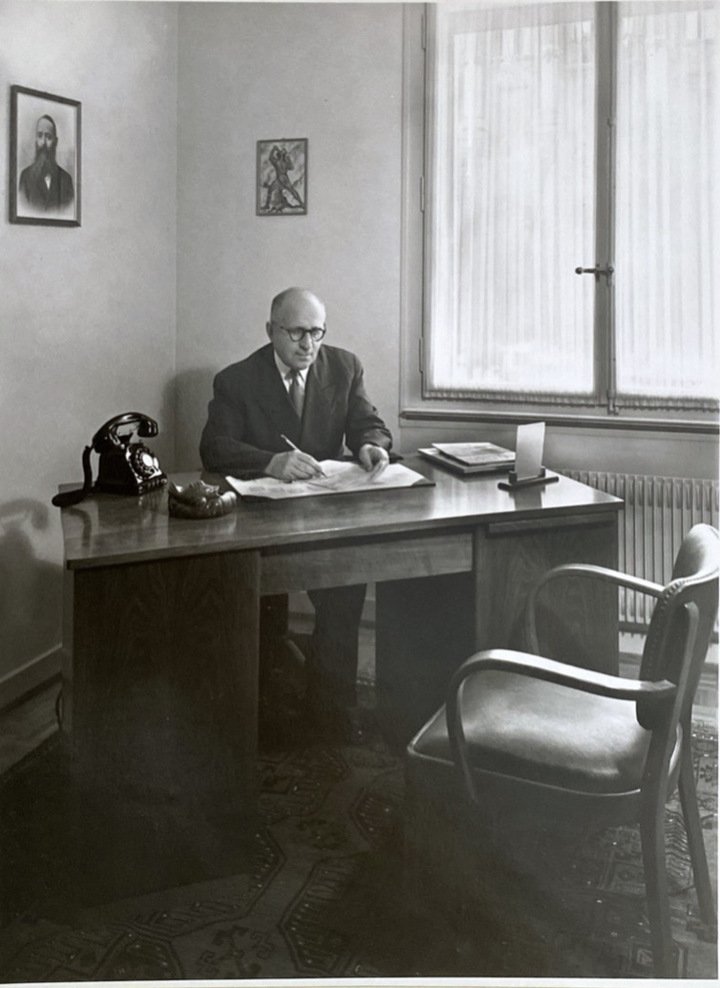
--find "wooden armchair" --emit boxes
[405,523,718,977]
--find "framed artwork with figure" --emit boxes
[256,138,307,216]
[10,85,81,227]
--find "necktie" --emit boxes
[288,370,304,418]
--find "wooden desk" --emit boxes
[59,457,621,812]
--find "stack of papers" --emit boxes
[418,442,515,476]
[227,459,429,500]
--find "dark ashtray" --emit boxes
[168,480,237,519]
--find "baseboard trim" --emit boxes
[0,646,62,712]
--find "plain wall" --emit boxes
[175,2,403,468]
[0,0,178,681]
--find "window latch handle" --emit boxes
[575,264,614,279]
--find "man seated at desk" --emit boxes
[200,286,392,740]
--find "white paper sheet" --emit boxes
[514,422,545,481]
[226,460,427,500]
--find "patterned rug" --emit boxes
[0,705,716,982]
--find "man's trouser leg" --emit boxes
[259,594,289,670]
[258,594,296,713]
[307,584,367,708]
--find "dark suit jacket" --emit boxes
[200,343,392,477]
[19,164,74,211]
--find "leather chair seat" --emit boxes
[411,650,664,794]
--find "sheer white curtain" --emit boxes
[425,2,596,398]
[615,1,717,400]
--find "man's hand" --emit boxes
[358,443,390,478]
[266,450,325,482]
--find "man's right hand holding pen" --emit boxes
[266,435,327,482]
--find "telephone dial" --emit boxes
[52,412,167,508]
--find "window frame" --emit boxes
[399,2,719,433]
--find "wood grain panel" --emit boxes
[67,550,260,810]
[260,532,473,595]
[474,511,619,673]
[61,567,75,734]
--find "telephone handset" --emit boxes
[52,412,167,508]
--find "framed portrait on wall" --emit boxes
[256,138,307,216]
[10,85,81,227]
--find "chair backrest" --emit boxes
[639,524,719,728]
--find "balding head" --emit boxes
[270,287,326,326]
[266,287,327,371]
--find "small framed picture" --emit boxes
[10,85,81,227]
[256,138,307,216]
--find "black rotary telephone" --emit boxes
[52,412,167,508]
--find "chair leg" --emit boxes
[640,807,675,978]
[678,739,717,930]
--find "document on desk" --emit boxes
[226,460,431,500]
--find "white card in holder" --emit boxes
[514,422,545,481]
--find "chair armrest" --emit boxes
[448,649,674,703]
[525,563,665,653]
[445,649,676,804]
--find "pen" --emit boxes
[280,433,301,452]
[280,434,326,477]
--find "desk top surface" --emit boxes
[60,456,621,570]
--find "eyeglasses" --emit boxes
[273,324,326,343]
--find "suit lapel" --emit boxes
[301,349,336,447]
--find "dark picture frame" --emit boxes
[256,138,307,216]
[10,85,81,227]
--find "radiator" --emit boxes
[564,471,719,631]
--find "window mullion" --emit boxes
[594,1,618,413]
[421,3,437,393]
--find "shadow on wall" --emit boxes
[0,499,62,680]
[167,367,217,471]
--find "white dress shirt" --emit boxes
[274,351,308,402]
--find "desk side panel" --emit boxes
[475,510,619,672]
[67,550,260,808]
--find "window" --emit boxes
[413,1,718,418]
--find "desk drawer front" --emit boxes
[486,510,619,537]
[260,532,473,595]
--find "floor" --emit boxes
[0,626,716,983]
